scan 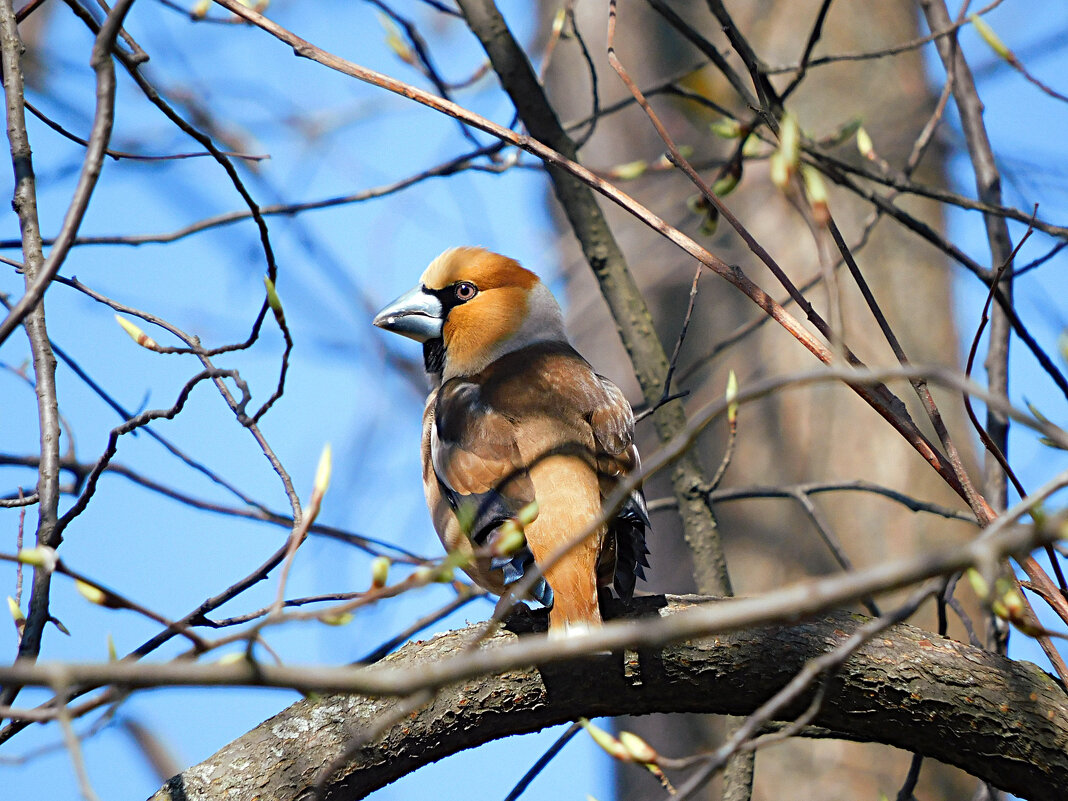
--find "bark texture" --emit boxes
[149,597,1067,801]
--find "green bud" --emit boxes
[994,578,1025,619]
[801,165,828,205]
[823,117,862,147]
[709,118,742,139]
[115,315,160,351]
[492,525,526,558]
[619,730,658,764]
[319,611,355,626]
[970,14,1011,61]
[686,193,707,216]
[380,13,416,66]
[371,556,390,589]
[17,546,57,572]
[579,718,630,760]
[769,152,789,189]
[725,369,739,424]
[455,500,478,536]
[741,134,764,158]
[516,500,539,527]
[800,165,830,224]
[550,7,566,36]
[856,126,875,160]
[774,111,800,187]
[75,580,107,606]
[313,443,332,498]
[7,596,23,623]
[612,159,648,181]
[263,276,283,314]
[711,172,739,197]
[965,567,990,600]
[655,145,694,169]
[698,207,720,237]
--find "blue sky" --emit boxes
[1,2,1067,800]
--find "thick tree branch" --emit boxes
[0,0,60,694]
[147,597,1067,801]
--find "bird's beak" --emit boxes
[373,286,444,343]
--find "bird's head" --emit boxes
[373,247,567,382]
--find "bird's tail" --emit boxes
[524,452,606,638]
[544,560,603,638]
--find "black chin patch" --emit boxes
[423,338,445,375]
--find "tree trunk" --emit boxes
[540,2,977,797]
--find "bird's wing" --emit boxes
[589,375,650,600]
[589,376,637,466]
[431,379,535,540]
[424,379,549,603]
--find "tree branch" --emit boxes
[147,597,1068,801]
[0,0,135,346]
[455,0,732,595]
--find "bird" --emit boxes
[373,246,649,636]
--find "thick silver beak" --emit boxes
[373,286,444,343]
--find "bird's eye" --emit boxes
[454,282,478,301]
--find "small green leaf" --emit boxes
[822,117,862,147]
[75,580,107,606]
[725,369,739,424]
[7,596,23,623]
[711,172,739,197]
[319,611,355,626]
[771,112,800,188]
[709,118,742,139]
[856,126,875,159]
[264,276,283,314]
[611,159,648,181]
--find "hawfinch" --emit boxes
[374,247,649,636]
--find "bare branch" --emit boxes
[143,596,1067,801]
[0,0,134,347]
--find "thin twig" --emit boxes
[502,722,581,801]
[0,0,134,346]
[763,0,1007,74]
[357,588,485,664]
[780,0,834,99]
[0,142,504,250]
[55,689,101,801]
[0,515,1058,695]
[895,752,924,801]
[786,488,880,616]
[23,97,268,161]
[657,480,977,524]
[0,0,135,716]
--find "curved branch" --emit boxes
[148,597,1067,801]
[0,0,135,347]
[212,0,985,516]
